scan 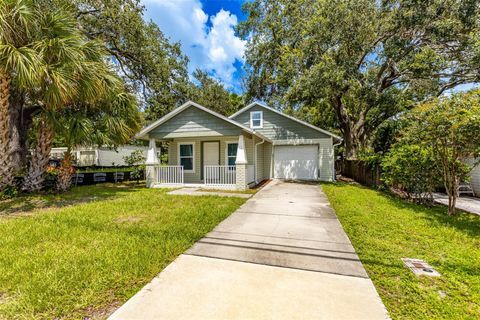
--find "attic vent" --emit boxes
[402,258,441,277]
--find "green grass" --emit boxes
[322,182,480,319]
[0,183,138,215]
[0,184,246,319]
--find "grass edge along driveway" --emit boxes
[322,182,480,320]
[0,184,246,319]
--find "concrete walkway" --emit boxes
[109,180,389,320]
[434,193,480,216]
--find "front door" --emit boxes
[202,141,220,179]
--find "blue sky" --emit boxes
[142,0,247,93]
[141,1,478,96]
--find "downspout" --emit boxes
[254,137,265,184]
[332,139,342,181]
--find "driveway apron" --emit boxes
[109,180,389,320]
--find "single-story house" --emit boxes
[50,145,148,167]
[136,101,342,190]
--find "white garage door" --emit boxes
[274,145,318,180]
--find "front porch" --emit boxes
[145,135,257,190]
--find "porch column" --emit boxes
[235,135,248,190]
[145,138,160,188]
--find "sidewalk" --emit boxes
[109,180,389,320]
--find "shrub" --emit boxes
[0,185,18,200]
[381,144,441,203]
[123,150,146,183]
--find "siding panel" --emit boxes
[150,106,242,138]
[256,139,265,180]
[318,138,334,181]
[231,105,330,140]
[263,142,273,179]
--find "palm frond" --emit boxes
[0,0,33,45]
[0,43,42,88]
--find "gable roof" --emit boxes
[136,101,272,142]
[230,102,343,143]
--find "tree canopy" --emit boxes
[57,0,191,116]
[239,0,480,158]
[55,0,242,119]
[396,90,480,215]
[186,69,244,116]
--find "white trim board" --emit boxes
[272,138,332,145]
[230,102,343,143]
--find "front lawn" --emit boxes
[322,182,480,319]
[0,184,246,319]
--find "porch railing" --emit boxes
[204,165,236,187]
[155,165,184,185]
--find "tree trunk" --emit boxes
[444,173,457,216]
[56,149,74,192]
[448,176,458,216]
[22,118,54,192]
[342,128,368,160]
[0,68,14,190]
[331,94,367,159]
[448,194,457,216]
[10,97,37,173]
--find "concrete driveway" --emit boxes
[109,180,389,320]
[434,193,480,216]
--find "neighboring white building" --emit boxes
[50,145,148,167]
[468,161,480,197]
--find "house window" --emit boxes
[250,111,263,128]
[227,143,238,166]
[179,143,194,172]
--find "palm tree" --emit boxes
[21,115,54,191]
[54,90,140,191]
[1,1,140,192]
[21,9,120,192]
[0,0,42,190]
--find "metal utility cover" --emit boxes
[402,258,441,277]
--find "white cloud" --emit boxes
[143,0,246,90]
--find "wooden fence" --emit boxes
[337,160,382,187]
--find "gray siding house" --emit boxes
[137,101,342,190]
